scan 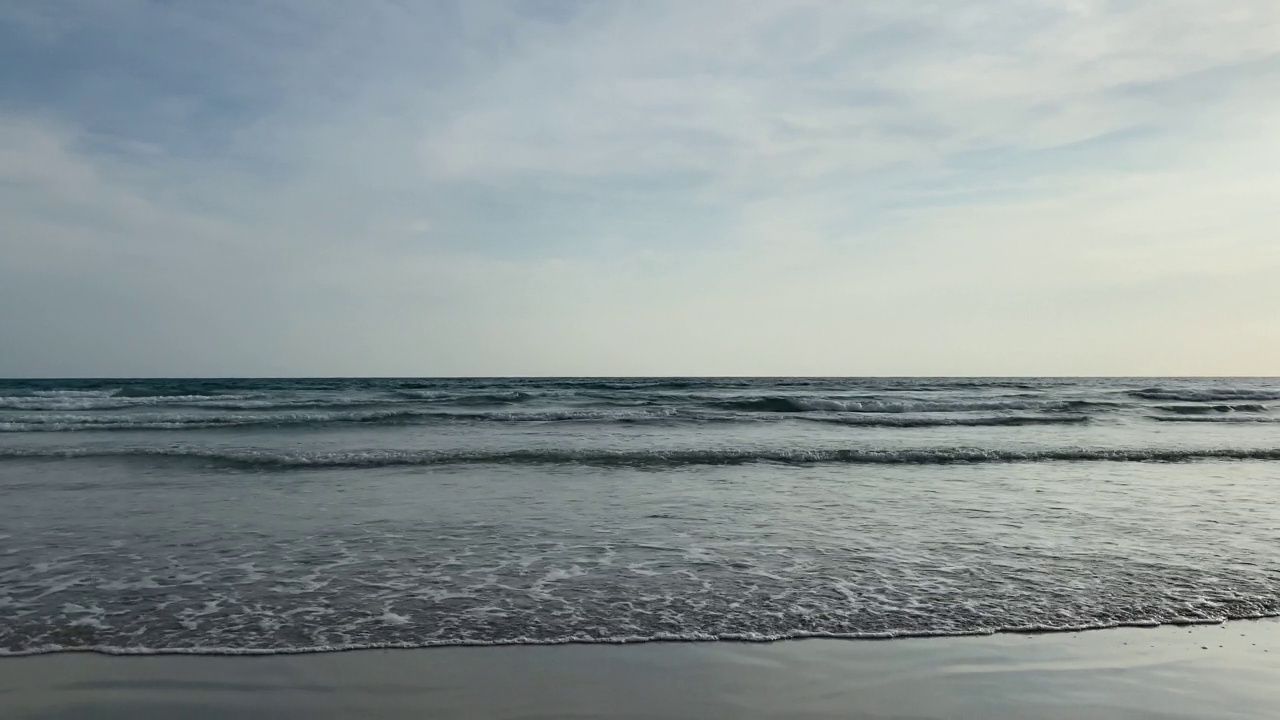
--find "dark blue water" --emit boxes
[2,377,1279,654]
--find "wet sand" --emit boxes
[4,620,1279,719]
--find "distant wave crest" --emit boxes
[1131,388,1280,402]
[5,446,1280,468]
[714,397,1058,413]
[0,410,1096,432]
[0,393,258,411]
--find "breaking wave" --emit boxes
[1153,404,1268,414]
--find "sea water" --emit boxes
[2,377,1278,654]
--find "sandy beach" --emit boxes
[4,620,1279,719]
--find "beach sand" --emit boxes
[4,620,1279,719]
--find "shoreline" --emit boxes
[5,619,1279,719]
[5,615,1278,657]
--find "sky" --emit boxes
[2,1,1279,377]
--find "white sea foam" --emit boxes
[1,617,1263,657]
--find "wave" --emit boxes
[0,408,729,432]
[0,409,1101,432]
[715,397,1059,413]
[393,390,539,405]
[392,389,461,401]
[0,409,420,432]
[1154,404,1268,414]
[2,615,1270,657]
[5,446,1280,468]
[29,389,120,398]
[0,394,411,412]
[802,415,1089,427]
[0,390,615,412]
[7,381,1277,418]
[191,398,387,410]
[1148,416,1280,424]
[556,379,715,391]
[112,386,250,398]
[445,409,701,423]
[1130,388,1280,402]
[2,387,547,412]
[0,394,259,411]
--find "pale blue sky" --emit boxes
[2,1,1278,376]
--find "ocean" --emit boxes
[2,377,1279,655]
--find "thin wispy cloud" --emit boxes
[2,1,1278,376]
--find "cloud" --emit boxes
[2,1,1278,375]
